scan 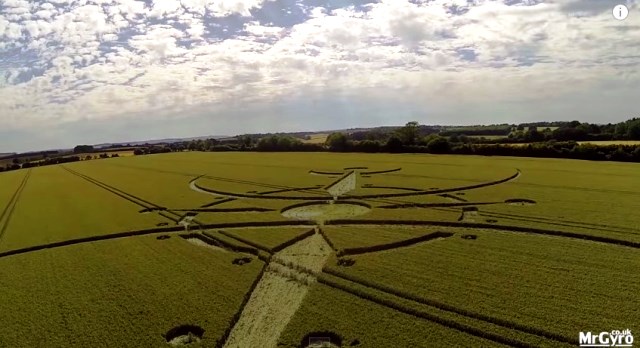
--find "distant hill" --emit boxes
[93,135,229,148]
[241,126,401,140]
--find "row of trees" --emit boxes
[321,121,640,162]
[440,125,511,136]
[4,119,640,172]
[503,119,640,143]
[326,123,454,153]
[1,153,122,172]
[18,156,83,169]
[342,118,640,144]
[326,134,640,161]
[164,120,640,163]
[73,145,95,153]
[171,118,640,156]
[455,142,640,162]
[133,147,172,155]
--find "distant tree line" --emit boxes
[501,118,640,143]
[18,156,83,169]
[439,125,512,137]
[4,118,640,173]
[452,142,640,162]
[0,150,58,165]
[133,147,173,155]
[1,152,123,172]
[134,118,640,164]
[73,145,95,153]
[162,119,640,163]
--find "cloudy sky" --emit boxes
[0,0,638,152]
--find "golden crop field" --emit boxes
[0,152,638,347]
[504,140,640,147]
[302,133,329,144]
[75,150,136,158]
[577,140,640,146]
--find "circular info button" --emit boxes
[613,4,629,20]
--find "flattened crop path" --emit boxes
[223,233,332,348]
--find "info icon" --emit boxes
[613,4,629,20]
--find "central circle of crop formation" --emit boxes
[281,201,371,221]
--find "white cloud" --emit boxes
[149,0,183,18]
[0,0,639,151]
[185,18,205,39]
[101,32,118,41]
[181,0,208,16]
[374,0,451,47]
[128,25,187,61]
[0,16,9,35]
[34,9,57,19]
[114,0,148,21]
[23,20,53,38]
[3,0,31,10]
[4,22,24,39]
[206,0,270,17]
[39,3,57,11]
[71,5,111,33]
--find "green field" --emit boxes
[277,281,509,347]
[223,227,314,250]
[323,228,639,341]
[467,135,508,140]
[0,235,263,347]
[302,133,329,144]
[0,152,638,347]
[0,166,167,251]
